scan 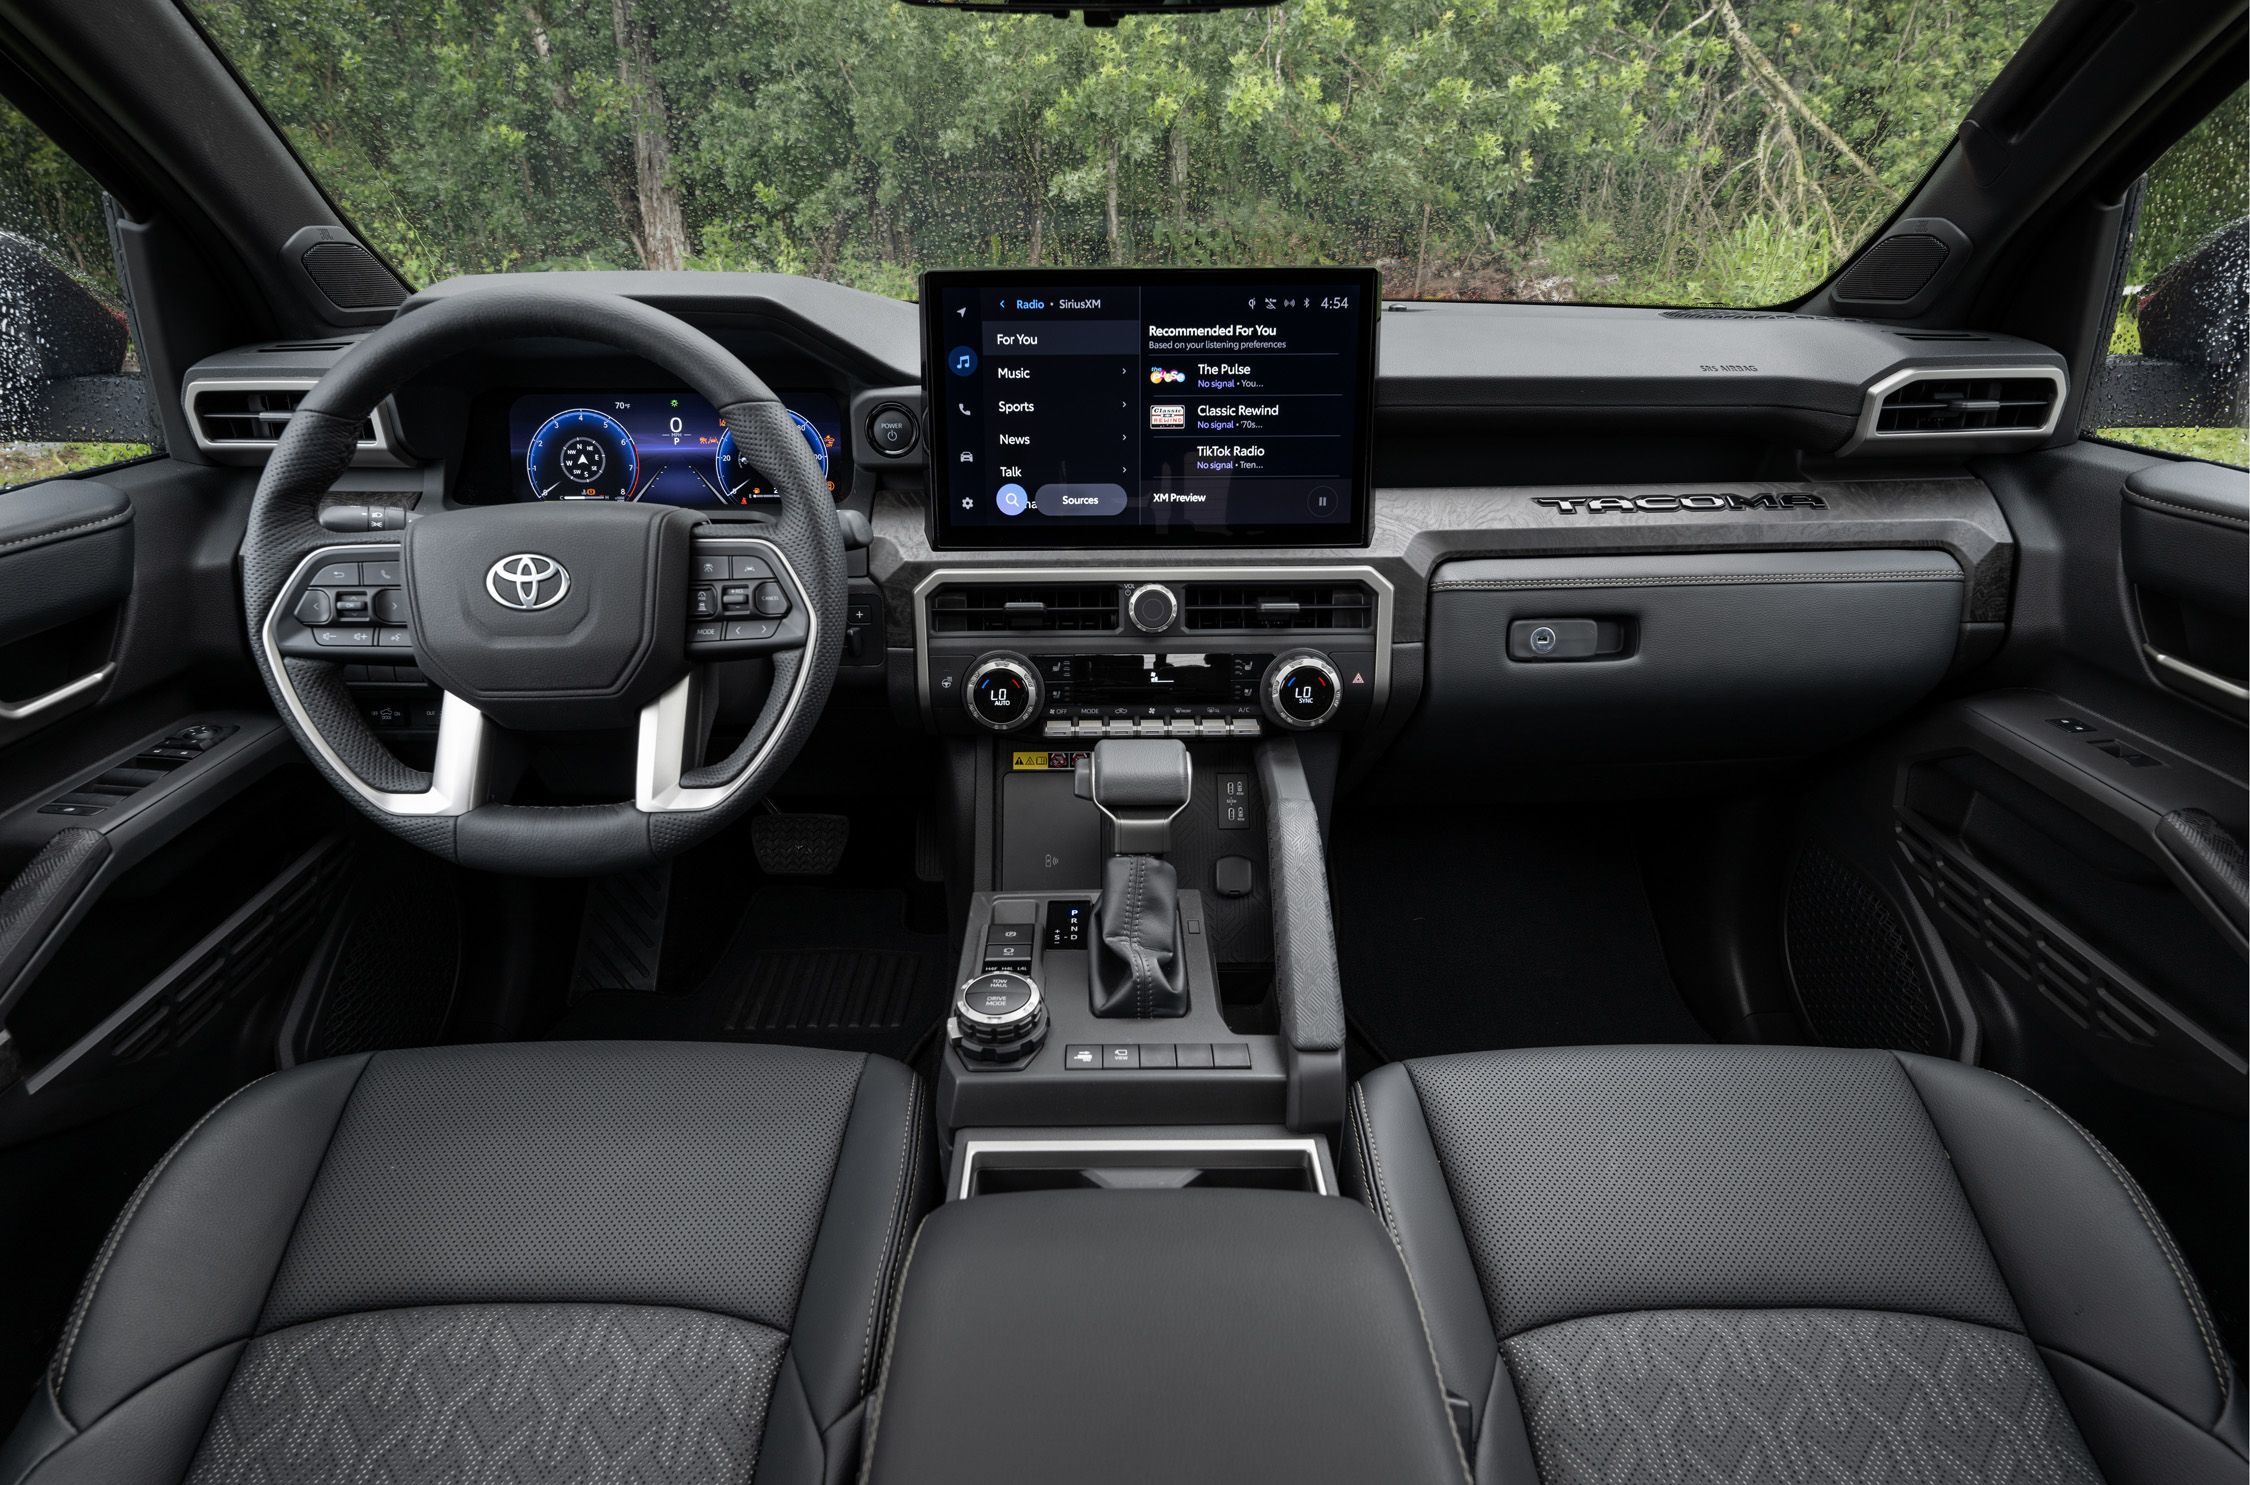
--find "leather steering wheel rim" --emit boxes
[239,285,846,875]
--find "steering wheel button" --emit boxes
[313,562,361,587]
[372,589,408,624]
[725,619,777,642]
[691,586,719,619]
[377,628,412,648]
[313,627,374,648]
[363,559,403,585]
[293,590,335,626]
[752,582,788,617]
[691,622,725,644]
[695,554,729,581]
[729,555,774,579]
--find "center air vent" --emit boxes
[928,583,1120,634]
[1183,581,1373,633]
[187,383,381,450]
[1866,370,2062,439]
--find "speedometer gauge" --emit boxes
[715,410,831,504]
[526,408,638,500]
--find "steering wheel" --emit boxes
[240,287,845,876]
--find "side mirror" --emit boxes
[0,229,141,442]
[2136,217,2248,368]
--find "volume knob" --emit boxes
[1127,584,1178,634]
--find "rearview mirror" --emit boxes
[898,0,1279,25]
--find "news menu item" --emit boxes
[923,268,1378,548]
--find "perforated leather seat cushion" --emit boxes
[1348,1045,2246,1485]
[0,1041,932,1485]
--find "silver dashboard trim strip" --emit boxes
[910,564,1396,719]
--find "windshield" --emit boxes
[190,0,2054,306]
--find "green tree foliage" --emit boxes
[173,0,2061,303]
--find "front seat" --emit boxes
[0,1041,930,1485]
[1349,1044,2244,1485]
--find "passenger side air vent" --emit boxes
[928,583,1121,634]
[1182,581,1374,633]
[186,383,382,451]
[1864,370,2062,439]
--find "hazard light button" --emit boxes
[1326,650,1376,722]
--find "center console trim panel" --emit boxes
[953,1135,1332,1199]
[910,562,1397,717]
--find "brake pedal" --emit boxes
[752,809,850,876]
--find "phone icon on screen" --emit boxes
[957,403,973,416]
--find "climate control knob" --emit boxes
[963,652,1043,733]
[1127,583,1179,634]
[1261,652,1343,731]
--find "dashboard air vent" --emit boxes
[188,384,380,449]
[1870,372,2060,437]
[1182,581,1374,633]
[929,583,1121,634]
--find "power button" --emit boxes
[865,402,919,458]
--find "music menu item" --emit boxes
[923,267,1378,548]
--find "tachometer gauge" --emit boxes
[526,408,638,500]
[715,410,832,504]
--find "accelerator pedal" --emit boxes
[569,864,672,997]
[752,806,850,876]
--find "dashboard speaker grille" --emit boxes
[928,583,1120,634]
[1835,233,1951,303]
[1183,581,1373,633]
[301,240,408,311]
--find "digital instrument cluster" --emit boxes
[923,267,1379,548]
[507,390,842,507]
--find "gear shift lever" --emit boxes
[1074,739,1192,1018]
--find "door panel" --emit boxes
[1786,439,2248,1358]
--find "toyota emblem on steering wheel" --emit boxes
[485,553,571,611]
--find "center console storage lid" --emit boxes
[863,1189,1468,1485]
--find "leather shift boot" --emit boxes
[1090,853,1188,1018]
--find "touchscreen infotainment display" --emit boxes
[923,267,1378,548]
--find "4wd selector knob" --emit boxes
[1261,652,1343,731]
[963,652,1042,732]
[1127,583,1179,634]
[952,970,1047,1064]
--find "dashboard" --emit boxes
[186,267,2059,788]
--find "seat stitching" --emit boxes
[1365,1202,1477,1485]
[2002,1073,2232,1399]
[1347,1087,1378,1211]
[855,1220,929,1485]
[858,1075,919,1399]
[50,1071,278,1411]
[2125,489,2250,529]
[0,510,131,556]
[1354,1082,1398,1243]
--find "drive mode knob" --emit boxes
[953,970,1047,1064]
[1262,652,1343,730]
[963,652,1042,732]
[1127,583,1178,634]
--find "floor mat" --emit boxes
[1331,805,1707,1064]
[552,888,951,1061]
